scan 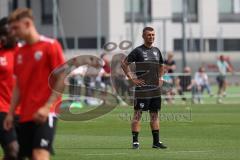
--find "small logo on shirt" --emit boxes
[139,103,145,108]
[34,51,43,61]
[17,54,23,64]
[153,51,160,61]
[40,139,49,147]
[153,51,158,56]
[143,51,148,60]
[0,57,7,66]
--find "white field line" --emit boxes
[83,150,214,156]
[84,153,127,156]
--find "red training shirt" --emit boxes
[14,36,65,122]
[0,48,15,113]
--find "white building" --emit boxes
[1,0,240,53]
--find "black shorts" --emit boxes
[102,76,111,86]
[216,75,226,88]
[18,116,57,158]
[0,112,19,148]
[134,97,161,112]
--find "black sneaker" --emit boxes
[152,142,167,149]
[132,142,139,149]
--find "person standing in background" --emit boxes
[121,27,167,149]
[0,16,20,160]
[216,55,233,103]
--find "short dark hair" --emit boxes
[8,8,33,23]
[142,27,154,34]
[0,17,8,36]
[0,17,16,49]
[0,17,8,27]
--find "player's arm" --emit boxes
[33,70,66,124]
[187,78,195,90]
[226,61,234,73]
[40,71,65,109]
[159,64,164,87]
[121,58,134,80]
[171,63,176,70]
[4,80,20,131]
[175,77,181,89]
[47,71,66,105]
[159,64,164,79]
[121,55,145,86]
[158,49,164,86]
[168,61,176,71]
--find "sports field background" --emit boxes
[1,85,240,160]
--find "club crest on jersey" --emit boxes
[153,51,158,56]
[0,57,7,66]
[17,54,23,64]
[139,103,145,108]
[153,51,159,60]
[34,51,43,61]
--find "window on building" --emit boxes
[174,39,240,52]
[209,39,217,51]
[8,0,31,12]
[58,37,76,50]
[173,39,182,51]
[41,0,53,25]
[125,0,152,22]
[172,0,198,22]
[223,39,240,51]
[78,37,105,49]
[173,39,200,51]
[8,0,18,12]
[12,0,18,10]
[219,0,240,22]
[8,1,13,13]
[26,0,31,8]
[219,0,233,13]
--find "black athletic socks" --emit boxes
[132,131,139,143]
[152,130,159,144]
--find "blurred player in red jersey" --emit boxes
[4,8,65,160]
[0,17,19,160]
[100,53,111,90]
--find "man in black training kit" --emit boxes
[121,27,167,149]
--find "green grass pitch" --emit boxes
[48,103,239,160]
[1,86,239,160]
